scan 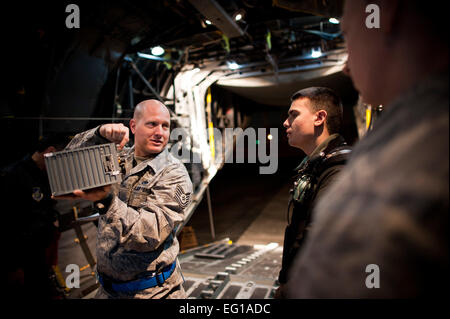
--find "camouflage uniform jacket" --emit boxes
[66,126,193,298]
[287,72,449,298]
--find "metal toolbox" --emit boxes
[44,143,122,196]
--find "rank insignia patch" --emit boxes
[174,185,190,209]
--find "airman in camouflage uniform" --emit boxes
[62,100,193,298]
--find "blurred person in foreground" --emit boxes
[287,0,448,298]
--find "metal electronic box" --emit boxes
[44,143,122,196]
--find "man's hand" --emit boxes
[99,123,129,150]
[52,185,112,202]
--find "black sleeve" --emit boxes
[309,164,346,212]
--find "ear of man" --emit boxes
[314,110,328,127]
[129,118,136,134]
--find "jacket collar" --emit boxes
[127,147,170,176]
[294,134,346,172]
[309,133,345,158]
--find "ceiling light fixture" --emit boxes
[205,19,212,25]
[232,9,246,22]
[329,18,340,24]
[151,46,165,56]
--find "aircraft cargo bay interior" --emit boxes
[2,0,448,305]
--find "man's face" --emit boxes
[283,98,317,151]
[342,1,385,105]
[130,103,170,157]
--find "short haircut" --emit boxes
[290,87,344,134]
[35,134,70,152]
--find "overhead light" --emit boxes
[267,134,273,141]
[329,18,340,24]
[151,46,165,56]
[227,61,239,70]
[232,9,246,22]
[311,48,322,58]
[205,19,212,25]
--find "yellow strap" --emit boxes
[365,106,372,130]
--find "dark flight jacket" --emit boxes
[279,133,350,284]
